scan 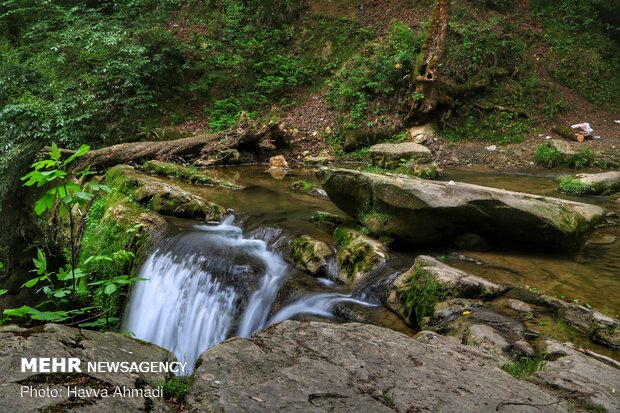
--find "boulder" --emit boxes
[468,324,511,355]
[290,181,328,199]
[536,340,620,413]
[0,324,174,413]
[407,124,437,144]
[549,139,582,157]
[269,155,288,168]
[369,142,432,169]
[506,299,533,314]
[574,171,620,195]
[291,235,333,276]
[334,227,389,285]
[317,168,606,249]
[309,211,345,228]
[385,256,504,327]
[187,321,567,412]
[107,165,225,221]
[564,304,620,348]
[303,155,331,166]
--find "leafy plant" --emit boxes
[503,355,545,378]
[558,176,591,196]
[534,143,562,168]
[161,376,190,402]
[21,143,110,300]
[397,264,449,327]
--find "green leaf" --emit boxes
[50,142,61,161]
[34,193,55,215]
[74,192,94,202]
[0,261,4,270]
[23,277,41,288]
[63,144,90,165]
[103,283,118,295]
[0,289,7,296]
[3,305,34,318]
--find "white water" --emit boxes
[269,292,373,324]
[123,216,373,374]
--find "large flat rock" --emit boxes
[187,320,566,412]
[317,168,605,249]
[369,142,432,168]
[0,324,174,413]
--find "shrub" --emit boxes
[534,143,563,168]
[558,176,591,196]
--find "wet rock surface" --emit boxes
[369,142,432,169]
[335,228,389,285]
[574,171,620,195]
[187,321,567,413]
[0,324,174,413]
[317,168,606,249]
[290,235,334,276]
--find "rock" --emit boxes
[506,299,533,314]
[550,138,582,157]
[187,321,566,413]
[564,303,620,347]
[587,234,617,245]
[610,192,620,202]
[385,256,504,327]
[269,155,288,168]
[334,227,389,285]
[470,308,525,343]
[309,211,345,228]
[304,156,331,166]
[316,168,606,249]
[342,124,401,152]
[536,340,620,413]
[454,233,488,251]
[368,142,432,169]
[0,324,174,413]
[291,235,333,276]
[407,124,436,144]
[573,171,620,195]
[290,181,328,199]
[468,324,511,355]
[428,298,483,327]
[107,165,225,221]
[512,339,535,357]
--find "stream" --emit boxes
[122,165,620,371]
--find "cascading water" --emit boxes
[123,215,374,374]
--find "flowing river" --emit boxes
[123,165,620,371]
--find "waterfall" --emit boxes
[123,215,287,374]
[123,215,373,374]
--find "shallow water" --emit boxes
[125,164,619,365]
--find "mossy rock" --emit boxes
[107,165,225,221]
[291,235,333,276]
[140,160,243,189]
[334,227,389,285]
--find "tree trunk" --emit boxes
[408,0,450,122]
[78,121,286,170]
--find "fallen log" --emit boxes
[79,121,285,170]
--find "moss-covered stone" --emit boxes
[107,165,225,221]
[334,227,389,285]
[140,160,243,189]
[291,235,333,276]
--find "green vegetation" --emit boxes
[2,143,148,329]
[328,21,423,130]
[291,180,317,193]
[503,355,546,379]
[558,176,592,196]
[397,264,449,327]
[140,160,242,189]
[161,376,190,403]
[534,143,596,168]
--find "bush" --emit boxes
[534,143,563,168]
[161,376,190,402]
[558,176,591,196]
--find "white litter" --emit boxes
[485,145,497,151]
[594,135,601,139]
[571,122,594,133]
[544,136,552,140]
[615,120,620,125]
[448,180,456,186]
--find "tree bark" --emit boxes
[78,121,285,170]
[408,0,450,122]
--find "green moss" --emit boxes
[534,144,596,169]
[558,176,592,196]
[291,180,317,193]
[503,355,545,379]
[360,210,393,233]
[141,160,242,189]
[396,264,449,327]
[161,376,190,403]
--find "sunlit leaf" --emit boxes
[103,283,118,295]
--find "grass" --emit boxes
[397,264,449,327]
[291,180,317,193]
[558,176,592,196]
[503,355,545,379]
[534,143,595,169]
[161,376,190,403]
